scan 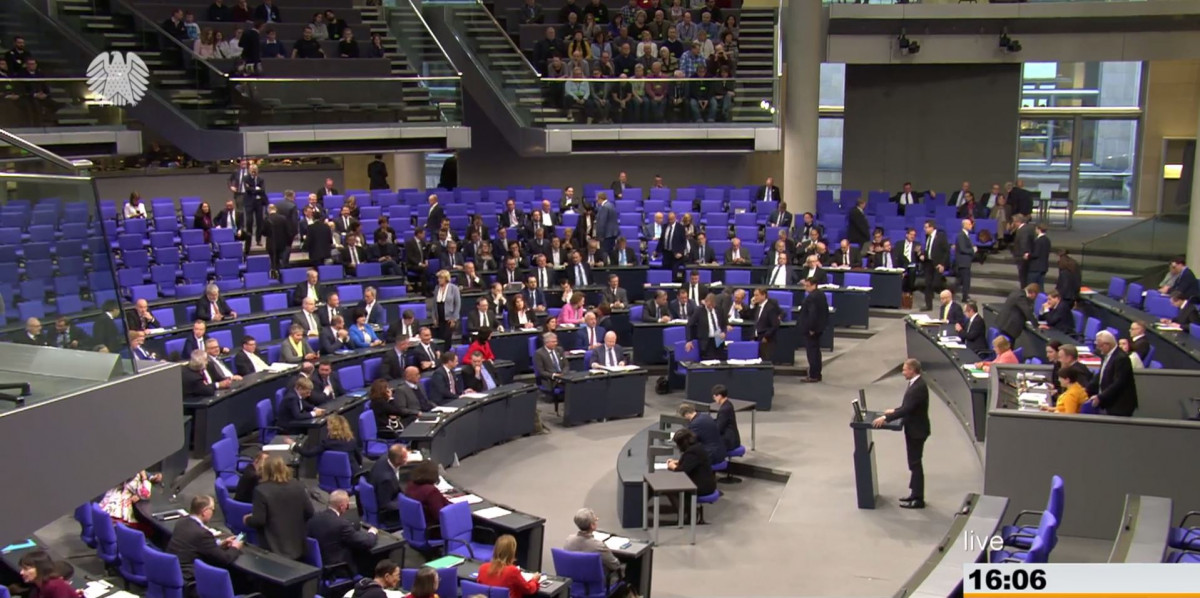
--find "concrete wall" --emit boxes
[842,63,1020,194]
[1137,60,1200,216]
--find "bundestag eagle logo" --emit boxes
[86,51,149,107]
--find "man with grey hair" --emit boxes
[292,296,321,335]
[1086,330,1138,416]
[182,349,229,398]
[307,489,377,573]
[563,507,624,586]
[533,332,566,415]
[196,283,236,322]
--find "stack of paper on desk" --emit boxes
[476,506,513,519]
[727,358,762,365]
[267,362,298,373]
[432,405,459,414]
[604,536,632,550]
[449,494,483,505]
[435,476,454,493]
[460,392,488,399]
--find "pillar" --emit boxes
[782,0,821,216]
[392,153,426,190]
[1188,109,1200,266]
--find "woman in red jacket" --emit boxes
[466,326,496,362]
[404,461,449,538]
[476,534,541,598]
[19,551,77,598]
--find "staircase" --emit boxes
[732,8,776,124]
[354,2,450,123]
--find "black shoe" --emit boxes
[898,495,917,503]
[900,499,926,509]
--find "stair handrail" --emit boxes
[1080,216,1153,248]
[402,0,463,76]
[439,6,534,126]
[774,0,783,77]
[105,0,231,80]
[0,129,93,175]
[471,0,543,77]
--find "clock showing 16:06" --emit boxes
[964,564,1200,597]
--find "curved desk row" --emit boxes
[1083,292,1200,369]
[1,536,141,598]
[1109,494,1172,563]
[630,315,827,367]
[684,264,904,308]
[891,493,1009,598]
[644,283,870,330]
[616,420,683,530]
[904,319,989,442]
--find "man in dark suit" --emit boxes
[533,332,567,401]
[1162,256,1200,298]
[1008,179,1034,217]
[724,237,751,266]
[1168,292,1200,327]
[368,444,409,528]
[1038,290,1075,335]
[424,193,445,236]
[318,293,344,328]
[657,213,688,275]
[340,234,370,277]
[263,204,292,274]
[521,275,549,313]
[409,328,440,372]
[462,349,501,391]
[397,366,434,423]
[797,254,822,286]
[292,298,322,336]
[1011,215,1037,288]
[467,297,500,334]
[799,277,828,383]
[755,176,780,202]
[896,228,920,300]
[125,298,161,333]
[196,285,237,322]
[610,236,638,267]
[567,251,593,287]
[311,360,344,403]
[595,191,620,256]
[499,199,524,230]
[689,232,716,265]
[920,220,950,311]
[242,164,267,246]
[643,291,671,323]
[333,207,358,240]
[367,155,389,190]
[748,287,782,362]
[609,171,629,200]
[669,289,697,321]
[959,301,988,356]
[678,402,726,465]
[182,351,226,399]
[292,269,323,307]
[589,331,626,367]
[428,352,460,405]
[955,219,977,301]
[577,311,606,350]
[235,336,273,374]
[686,292,728,361]
[889,182,929,216]
[683,270,708,304]
[1028,224,1052,290]
[997,284,1039,342]
[379,337,410,380]
[277,377,326,433]
[1128,321,1151,365]
[767,202,792,228]
[404,229,429,290]
[166,495,243,583]
[180,321,210,361]
[711,385,741,452]
[91,301,124,352]
[1086,331,1138,416]
[937,290,965,329]
[214,199,250,253]
[846,198,870,247]
[829,239,860,269]
[303,218,335,266]
[600,274,629,309]
[872,240,898,269]
[307,489,377,576]
[948,181,972,207]
[874,358,931,509]
[525,227,552,259]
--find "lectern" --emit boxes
[849,391,901,509]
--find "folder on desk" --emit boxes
[449,494,483,505]
[425,555,465,569]
[603,536,632,550]
[476,506,513,519]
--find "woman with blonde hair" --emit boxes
[476,534,541,597]
[433,269,461,346]
[559,292,587,325]
[976,335,1018,371]
[244,456,313,559]
[292,412,363,466]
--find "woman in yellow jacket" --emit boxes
[1045,368,1087,414]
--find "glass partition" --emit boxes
[227,76,462,126]
[0,131,134,376]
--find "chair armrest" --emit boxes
[442,537,476,558]
[1178,511,1200,528]
[1008,530,1037,541]
[472,525,498,544]
[1009,509,1044,527]
[1001,556,1025,563]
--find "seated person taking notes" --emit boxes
[477,534,541,596]
[677,403,727,465]
[976,336,1017,372]
[1045,368,1086,414]
[564,508,624,586]
[589,331,626,367]
[166,495,243,583]
[665,429,718,521]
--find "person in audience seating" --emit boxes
[428,351,460,405]
[1160,255,1199,298]
[126,298,161,332]
[643,290,671,323]
[293,269,324,307]
[47,316,87,349]
[181,319,209,359]
[183,350,229,398]
[245,455,313,559]
[234,451,268,504]
[282,324,318,364]
[1038,290,1075,335]
[368,444,410,527]
[665,429,716,522]
[337,28,359,57]
[196,283,236,321]
[128,331,157,360]
[959,300,988,356]
[1166,291,1200,328]
[234,335,271,374]
[411,327,441,371]
[407,566,439,598]
[293,296,322,336]
[564,508,624,586]
[368,378,406,437]
[291,25,325,58]
[100,470,161,534]
[467,327,497,362]
[560,292,587,325]
[976,336,1017,372]
[1128,320,1151,365]
[277,376,326,432]
[307,489,376,578]
[478,534,541,596]
[352,560,402,598]
[399,365,435,421]
[124,191,147,219]
[205,338,241,384]
[1118,338,1145,370]
[677,402,726,465]
[937,290,964,328]
[404,460,450,536]
[601,273,629,308]
[290,413,362,467]
[997,283,1039,343]
[165,495,242,584]
[462,348,500,391]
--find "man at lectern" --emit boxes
[873,358,931,509]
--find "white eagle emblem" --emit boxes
[86,51,150,107]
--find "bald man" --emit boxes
[955,218,976,301]
[13,317,47,345]
[127,298,162,331]
[589,331,626,368]
[307,489,377,573]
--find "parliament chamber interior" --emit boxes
[3,0,1200,597]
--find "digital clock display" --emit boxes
[965,564,1200,597]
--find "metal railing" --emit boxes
[1079,215,1186,280]
[0,129,93,175]
[395,0,463,77]
[439,1,540,126]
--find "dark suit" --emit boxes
[246,480,314,559]
[166,516,240,583]
[962,313,988,356]
[182,367,216,399]
[467,309,500,334]
[747,298,782,361]
[91,313,122,352]
[755,185,781,202]
[938,301,965,329]
[380,348,407,380]
[292,310,322,335]
[428,366,458,405]
[689,243,716,265]
[196,297,234,322]
[567,262,594,287]
[658,222,687,273]
[424,202,445,234]
[669,298,697,321]
[799,289,828,380]
[1130,336,1151,364]
[642,300,669,322]
[577,324,606,348]
[715,400,740,451]
[997,290,1037,342]
[921,229,950,310]
[311,373,345,402]
[277,390,318,433]
[955,229,976,300]
[885,376,931,500]
[368,160,389,190]
[462,361,500,392]
[871,250,898,269]
[234,349,268,375]
[829,247,860,269]
[724,246,750,265]
[1171,267,1200,299]
[307,509,376,573]
[303,220,335,265]
[214,208,248,250]
[1029,234,1051,289]
[1175,300,1200,327]
[687,412,726,465]
[1040,301,1074,335]
[1056,267,1081,306]
[368,458,405,527]
[1087,349,1138,416]
[293,282,324,307]
[686,305,727,360]
[588,343,625,367]
[847,208,870,246]
[1012,223,1036,287]
[767,209,792,228]
[181,335,207,361]
[533,346,566,401]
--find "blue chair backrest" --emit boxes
[256,399,276,445]
[1083,317,1101,343]
[1072,309,1084,334]
[1125,282,1145,308]
[211,438,241,489]
[398,495,434,549]
[74,503,96,548]
[1108,276,1126,300]
[144,545,186,598]
[727,341,757,360]
[115,523,148,584]
[461,579,508,598]
[338,365,365,391]
[193,559,237,598]
[551,548,608,598]
[438,501,476,551]
[662,326,685,349]
[90,503,119,563]
[317,451,354,492]
[1047,475,1065,527]
[356,478,380,527]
